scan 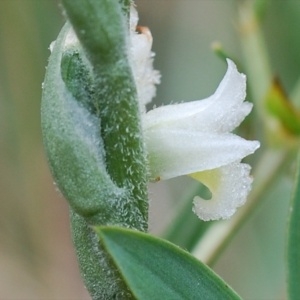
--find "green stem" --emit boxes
[62,0,126,66]
[71,210,135,299]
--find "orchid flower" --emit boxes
[130,7,260,221]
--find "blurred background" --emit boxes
[1,0,300,299]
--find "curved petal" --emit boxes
[145,129,260,181]
[143,59,250,133]
[191,162,252,221]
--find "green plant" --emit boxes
[40,0,300,299]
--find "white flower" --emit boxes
[129,7,260,221]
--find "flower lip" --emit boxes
[192,161,253,221]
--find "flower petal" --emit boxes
[129,7,160,112]
[145,129,260,181]
[143,59,250,133]
[191,162,252,221]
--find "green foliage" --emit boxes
[38,0,300,299]
[42,23,129,225]
[95,226,242,300]
[41,0,149,298]
[42,0,148,228]
[41,4,246,297]
[3,0,300,298]
[62,0,149,223]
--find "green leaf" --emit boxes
[287,153,300,300]
[95,226,242,300]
